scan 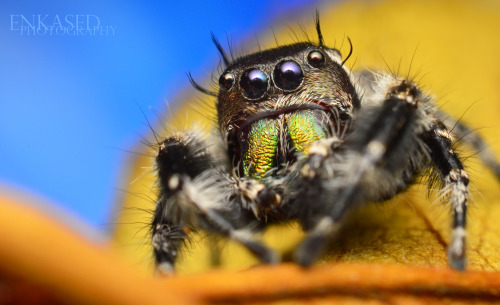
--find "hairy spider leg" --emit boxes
[436,110,500,180]
[152,133,278,273]
[293,80,432,267]
[422,121,469,270]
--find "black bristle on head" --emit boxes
[211,32,231,67]
[314,10,324,47]
[187,73,217,97]
[341,37,353,67]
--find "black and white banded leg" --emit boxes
[151,133,213,273]
[436,110,500,180]
[423,121,469,270]
[294,80,430,266]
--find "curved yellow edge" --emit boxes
[0,195,186,305]
[115,0,500,274]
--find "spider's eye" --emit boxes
[307,50,325,68]
[273,60,303,91]
[240,68,268,99]
[219,72,234,91]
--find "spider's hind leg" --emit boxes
[436,110,500,180]
[422,121,469,270]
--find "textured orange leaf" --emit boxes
[1,195,500,304]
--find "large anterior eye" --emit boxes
[273,60,303,91]
[240,68,268,100]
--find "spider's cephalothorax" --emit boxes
[217,41,358,180]
[150,15,500,274]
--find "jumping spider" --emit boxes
[150,15,500,274]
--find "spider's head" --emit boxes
[194,17,361,179]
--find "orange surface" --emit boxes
[2,195,500,304]
[0,195,183,305]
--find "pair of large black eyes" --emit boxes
[219,62,302,100]
[239,60,304,99]
[219,50,326,99]
[236,60,304,99]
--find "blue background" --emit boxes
[0,1,318,230]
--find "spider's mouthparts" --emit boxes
[238,104,337,179]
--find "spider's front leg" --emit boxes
[293,78,430,267]
[151,133,213,274]
[151,133,277,274]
